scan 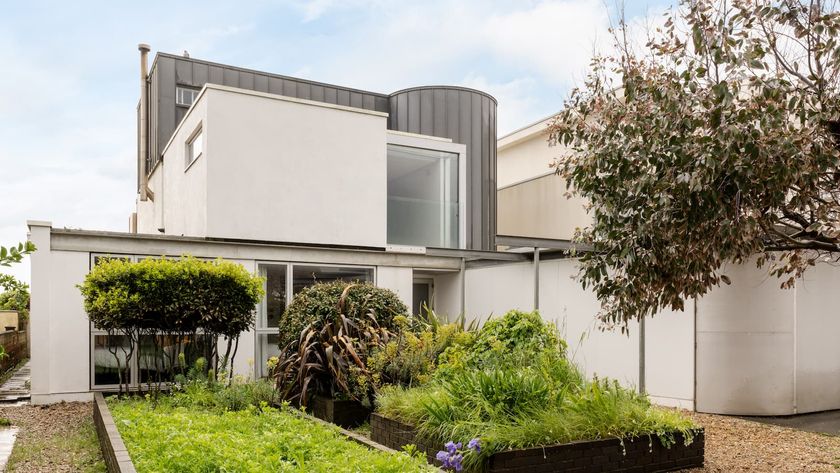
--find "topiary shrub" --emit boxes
[277,281,408,350]
[78,256,264,393]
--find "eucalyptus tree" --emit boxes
[550,0,840,328]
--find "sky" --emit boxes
[0,0,675,283]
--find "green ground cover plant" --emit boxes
[376,310,698,472]
[109,377,434,473]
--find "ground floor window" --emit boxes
[255,262,374,377]
[87,254,377,385]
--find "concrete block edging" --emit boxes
[92,392,137,473]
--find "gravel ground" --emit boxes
[0,401,105,473]
[685,411,840,472]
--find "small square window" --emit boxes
[176,86,200,107]
[186,127,203,169]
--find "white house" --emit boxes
[27,47,840,416]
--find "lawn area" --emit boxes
[4,402,105,473]
[109,395,435,473]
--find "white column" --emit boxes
[27,220,52,404]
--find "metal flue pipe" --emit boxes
[138,43,151,202]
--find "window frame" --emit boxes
[185,124,204,171]
[254,261,376,377]
[385,132,467,250]
[175,85,201,108]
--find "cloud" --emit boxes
[459,74,541,134]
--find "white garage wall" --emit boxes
[795,264,840,413]
[696,261,796,415]
[645,302,695,409]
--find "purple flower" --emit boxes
[444,441,461,454]
[468,438,481,453]
[450,453,464,471]
[436,450,450,463]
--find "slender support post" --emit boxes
[639,316,646,395]
[533,247,540,311]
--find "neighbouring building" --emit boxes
[27,47,840,416]
[496,113,840,416]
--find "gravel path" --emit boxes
[686,412,840,472]
[0,401,105,473]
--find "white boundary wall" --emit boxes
[464,259,695,409]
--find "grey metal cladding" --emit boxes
[146,54,497,250]
[388,86,498,250]
[147,53,389,164]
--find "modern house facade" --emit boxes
[27,47,840,416]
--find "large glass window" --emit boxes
[292,265,374,295]
[138,334,213,384]
[387,144,459,248]
[256,263,374,377]
[92,335,133,387]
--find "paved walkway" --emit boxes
[0,362,29,403]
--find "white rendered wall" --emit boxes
[29,222,95,404]
[695,261,796,415]
[795,264,840,413]
[464,262,534,323]
[536,259,641,389]
[644,302,696,409]
[433,272,462,321]
[696,260,840,415]
[160,97,209,237]
[204,86,388,247]
[377,266,413,313]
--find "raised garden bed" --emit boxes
[308,394,371,428]
[371,413,704,473]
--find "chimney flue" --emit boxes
[138,43,151,202]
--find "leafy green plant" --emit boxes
[375,310,697,472]
[78,256,264,393]
[0,274,29,321]
[276,313,390,406]
[363,318,473,390]
[0,242,35,267]
[109,385,434,472]
[278,281,407,349]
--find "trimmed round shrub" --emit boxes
[79,256,264,337]
[278,281,408,349]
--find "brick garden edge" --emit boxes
[92,392,137,473]
[370,413,705,473]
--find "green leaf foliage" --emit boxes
[549,0,840,327]
[375,310,696,472]
[109,382,434,473]
[0,274,29,320]
[78,256,264,337]
[0,241,35,267]
[277,281,408,349]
